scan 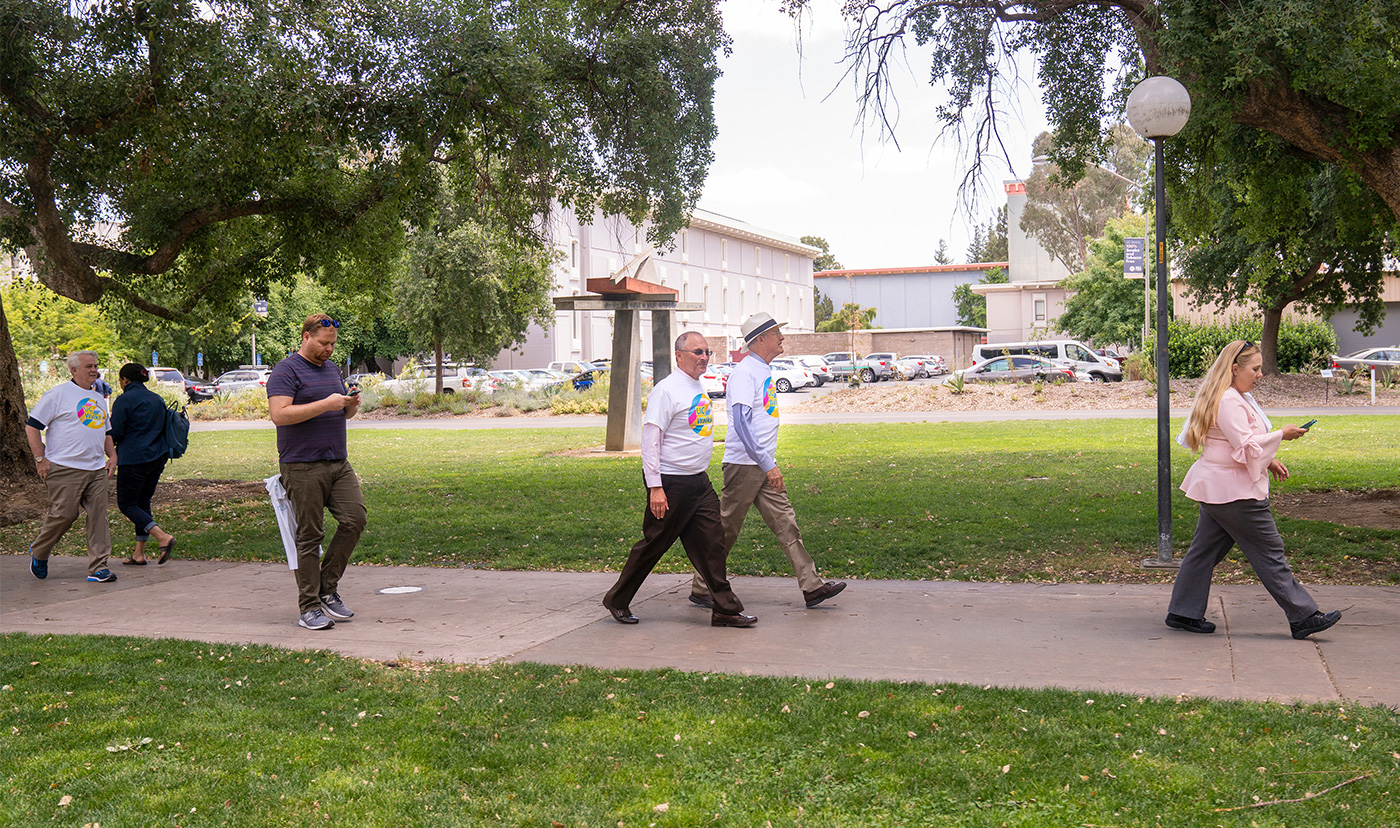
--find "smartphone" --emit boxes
[1301,418,1317,429]
[348,386,361,396]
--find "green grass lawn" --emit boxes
[3,632,1397,827]
[6,417,1400,583]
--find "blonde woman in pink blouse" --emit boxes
[1166,340,1341,640]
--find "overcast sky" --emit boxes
[699,2,1051,270]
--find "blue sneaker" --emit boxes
[30,551,47,580]
[87,568,117,583]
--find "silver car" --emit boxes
[1329,347,1400,379]
[951,355,1076,384]
[213,367,273,395]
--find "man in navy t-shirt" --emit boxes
[267,313,366,631]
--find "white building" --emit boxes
[489,206,820,368]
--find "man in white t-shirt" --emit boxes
[689,313,846,609]
[602,331,757,628]
[25,351,120,582]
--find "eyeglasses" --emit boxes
[1242,340,1254,349]
[318,319,340,328]
[682,348,713,357]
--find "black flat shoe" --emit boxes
[605,604,639,624]
[1290,610,1341,640]
[121,558,147,566]
[1165,613,1216,634]
[711,612,758,628]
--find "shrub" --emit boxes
[1146,316,1338,378]
[187,388,270,420]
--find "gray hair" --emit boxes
[674,331,705,352]
[66,351,99,369]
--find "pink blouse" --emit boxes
[1179,387,1284,503]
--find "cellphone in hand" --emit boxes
[348,386,362,396]
[1301,418,1317,429]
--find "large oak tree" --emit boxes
[0,0,727,480]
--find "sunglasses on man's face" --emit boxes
[683,348,713,357]
[318,319,341,328]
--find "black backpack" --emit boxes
[165,401,190,459]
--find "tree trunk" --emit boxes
[433,322,444,395]
[1,298,41,482]
[1260,302,1284,375]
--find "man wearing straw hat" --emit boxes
[689,312,846,610]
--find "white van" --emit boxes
[972,340,1122,382]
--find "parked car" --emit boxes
[822,351,894,383]
[346,372,386,387]
[769,358,817,392]
[891,356,925,380]
[972,340,1122,382]
[790,355,834,386]
[212,366,273,395]
[902,355,948,376]
[950,355,1076,384]
[382,364,494,395]
[700,363,732,397]
[561,367,608,391]
[1329,347,1400,379]
[547,360,593,375]
[150,366,215,402]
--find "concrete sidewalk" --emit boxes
[3,555,1397,706]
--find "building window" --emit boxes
[723,287,729,320]
[754,246,762,276]
[570,240,578,271]
[785,253,791,279]
[680,229,689,263]
[1033,294,1047,322]
[720,239,728,271]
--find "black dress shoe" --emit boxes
[1290,609,1341,640]
[1165,613,1216,634]
[803,581,847,608]
[688,592,714,608]
[711,612,758,628]
[604,604,639,624]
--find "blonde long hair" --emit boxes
[1182,340,1259,452]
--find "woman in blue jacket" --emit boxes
[110,363,177,565]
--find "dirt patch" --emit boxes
[0,478,267,528]
[1272,488,1400,531]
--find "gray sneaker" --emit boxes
[320,593,354,620]
[298,608,335,630]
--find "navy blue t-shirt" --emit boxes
[266,353,348,463]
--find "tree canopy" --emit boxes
[1021,126,1149,272]
[782,1,1400,225]
[1056,215,1149,348]
[816,301,878,333]
[0,0,727,479]
[801,235,843,272]
[965,206,1008,264]
[952,267,1008,328]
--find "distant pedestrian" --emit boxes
[25,351,119,583]
[1166,340,1340,640]
[110,363,178,566]
[689,313,845,610]
[603,331,756,628]
[93,372,113,399]
[267,314,366,631]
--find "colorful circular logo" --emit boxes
[76,397,106,429]
[762,378,779,417]
[688,394,713,436]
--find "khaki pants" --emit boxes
[692,462,822,596]
[31,464,111,576]
[280,460,367,614]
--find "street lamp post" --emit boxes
[1126,76,1191,569]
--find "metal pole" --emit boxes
[1144,138,1178,568]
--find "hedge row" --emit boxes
[1146,316,1337,378]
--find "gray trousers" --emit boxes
[1168,499,1318,624]
[692,462,823,596]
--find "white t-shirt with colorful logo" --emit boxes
[722,354,781,466]
[29,381,111,471]
[644,370,714,475]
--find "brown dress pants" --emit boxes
[31,463,111,576]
